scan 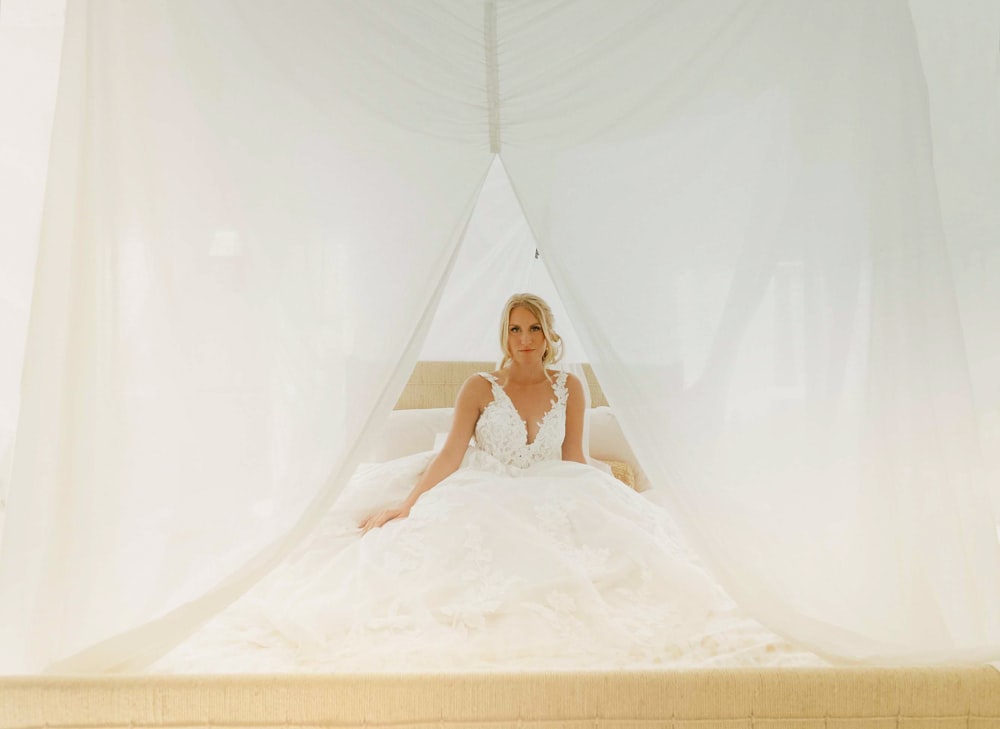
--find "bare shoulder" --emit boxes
[456,373,493,410]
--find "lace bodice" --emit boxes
[473,370,569,469]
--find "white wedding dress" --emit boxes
[153,371,823,672]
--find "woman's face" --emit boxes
[507,306,545,365]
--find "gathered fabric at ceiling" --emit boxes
[0,0,998,673]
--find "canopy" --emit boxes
[1,0,999,673]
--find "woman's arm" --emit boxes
[360,375,487,533]
[562,373,588,465]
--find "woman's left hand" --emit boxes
[359,505,410,534]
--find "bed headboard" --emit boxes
[394,362,609,410]
[387,361,642,490]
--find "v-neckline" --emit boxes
[488,374,559,447]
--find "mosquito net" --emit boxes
[0,0,998,672]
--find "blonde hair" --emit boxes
[499,293,564,368]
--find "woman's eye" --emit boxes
[531,325,541,331]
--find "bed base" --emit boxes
[3,667,999,729]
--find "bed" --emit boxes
[2,362,997,728]
[3,668,1000,729]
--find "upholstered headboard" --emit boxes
[394,362,608,410]
[382,362,646,490]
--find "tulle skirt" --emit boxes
[152,451,823,672]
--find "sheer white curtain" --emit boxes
[0,0,492,672]
[500,0,1000,660]
[0,0,65,528]
[910,0,1000,516]
[2,0,999,674]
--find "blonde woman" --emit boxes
[360,293,588,532]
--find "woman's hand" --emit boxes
[356,375,483,537]
[359,504,411,534]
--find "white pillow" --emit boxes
[363,408,454,463]
[432,430,480,453]
[586,406,650,491]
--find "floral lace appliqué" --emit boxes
[439,525,521,633]
[474,370,568,470]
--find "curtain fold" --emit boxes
[0,0,65,532]
[500,0,1000,660]
[908,0,1000,517]
[0,0,493,672]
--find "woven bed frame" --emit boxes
[2,668,999,728]
[2,363,997,728]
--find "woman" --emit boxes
[359,293,588,533]
[153,294,818,671]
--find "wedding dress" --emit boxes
[153,371,823,671]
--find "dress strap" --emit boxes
[552,369,569,404]
[477,372,501,388]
